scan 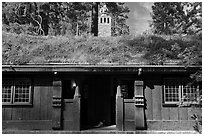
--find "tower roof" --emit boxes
[99,4,108,15]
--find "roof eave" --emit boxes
[2,64,201,73]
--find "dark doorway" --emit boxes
[62,80,75,99]
[81,75,116,130]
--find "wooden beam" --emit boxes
[134,81,146,130]
[2,65,200,73]
[116,85,124,131]
[3,120,52,130]
[52,78,62,130]
[73,84,81,131]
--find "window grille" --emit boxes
[164,78,200,104]
[2,78,32,105]
[14,80,31,103]
[2,80,13,103]
[163,78,200,105]
[164,79,180,104]
[182,84,199,103]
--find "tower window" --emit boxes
[107,18,109,23]
[104,17,106,23]
[100,18,103,23]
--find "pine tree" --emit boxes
[151,2,202,35]
[2,2,130,36]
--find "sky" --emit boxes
[1,1,153,36]
[125,2,153,35]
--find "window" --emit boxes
[163,78,200,105]
[2,78,32,105]
[2,80,13,103]
[104,17,106,23]
[107,17,109,23]
[100,17,103,23]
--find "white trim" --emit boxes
[163,78,200,105]
[2,78,32,105]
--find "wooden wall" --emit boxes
[144,76,201,130]
[123,99,135,131]
[2,76,53,130]
[2,72,201,131]
[2,77,53,121]
[62,99,74,130]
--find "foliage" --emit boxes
[2,31,201,66]
[105,2,130,36]
[179,2,202,35]
[2,2,130,36]
[151,2,202,35]
[2,23,44,36]
[151,2,202,93]
[178,35,202,66]
[151,2,182,35]
[179,91,202,134]
[191,114,202,133]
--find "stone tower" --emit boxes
[98,5,111,37]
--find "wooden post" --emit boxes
[134,81,145,130]
[116,85,124,131]
[73,82,81,131]
[52,78,62,130]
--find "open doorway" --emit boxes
[81,75,116,130]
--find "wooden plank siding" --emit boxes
[124,100,135,131]
[32,85,41,120]
[144,85,153,120]
[3,108,12,120]
[40,86,48,120]
[169,107,179,120]
[22,107,31,120]
[152,85,162,120]
[2,77,53,121]
[47,86,53,120]
[179,108,188,120]
[12,107,22,120]
[144,78,198,122]
[2,72,201,131]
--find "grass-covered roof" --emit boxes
[2,31,202,66]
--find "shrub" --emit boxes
[2,31,202,66]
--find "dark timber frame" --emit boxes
[2,64,201,131]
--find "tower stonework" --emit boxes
[98,5,111,37]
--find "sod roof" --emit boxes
[2,31,201,66]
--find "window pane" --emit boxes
[14,80,31,103]
[104,17,106,23]
[2,80,12,103]
[183,85,199,103]
[181,77,200,104]
[164,79,180,103]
